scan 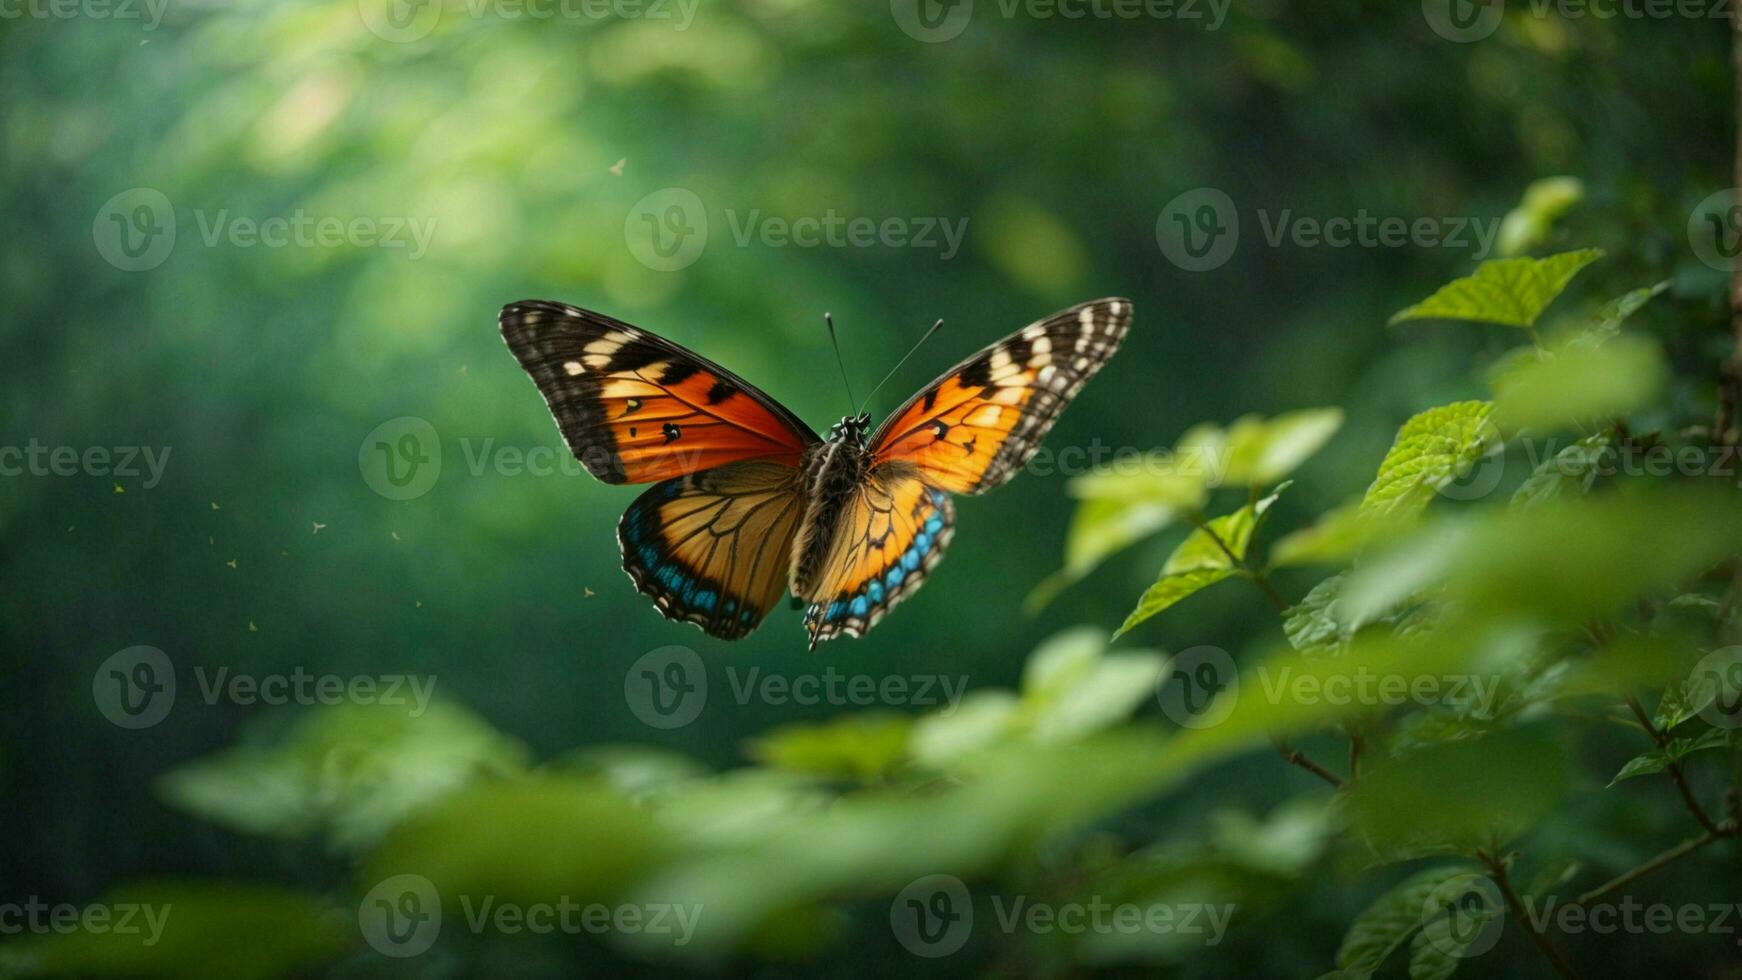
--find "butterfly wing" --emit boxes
[500,300,820,484]
[801,466,954,648]
[800,298,1131,646]
[620,461,808,639]
[866,298,1132,494]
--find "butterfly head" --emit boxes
[829,412,873,445]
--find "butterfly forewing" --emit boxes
[868,297,1132,495]
[499,300,819,484]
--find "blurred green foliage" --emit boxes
[4,1,1742,977]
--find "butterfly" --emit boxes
[499,297,1131,647]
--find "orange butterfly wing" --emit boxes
[803,299,1131,646]
[620,461,807,640]
[500,301,819,484]
[802,469,954,647]
[867,298,1132,494]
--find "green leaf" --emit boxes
[1346,484,1742,627]
[1270,502,1415,568]
[155,701,528,854]
[745,714,914,782]
[1617,725,1742,783]
[1346,728,1568,854]
[1509,432,1612,509]
[1283,575,1347,657]
[1336,866,1479,976]
[5,882,346,980]
[366,777,670,907]
[1609,749,1671,784]
[1025,497,1179,613]
[1389,249,1603,329]
[909,691,1023,766]
[1588,280,1670,341]
[1361,402,1497,518]
[1114,487,1286,638]
[1215,407,1345,486]
[1067,456,1211,508]
[1492,334,1666,432]
[1496,176,1584,257]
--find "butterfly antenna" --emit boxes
[824,313,857,416]
[859,319,943,414]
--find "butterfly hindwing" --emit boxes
[801,467,955,648]
[868,298,1132,494]
[619,461,808,639]
[500,300,819,484]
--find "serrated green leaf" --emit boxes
[1389,249,1603,329]
[1114,487,1286,638]
[1336,867,1479,976]
[1492,334,1666,432]
[1510,432,1612,509]
[1284,575,1346,656]
[1361,402,1497,518]
[1609,749,1671,785]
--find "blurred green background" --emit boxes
[2,0,1739,976]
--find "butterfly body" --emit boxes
[501,297,1131,647]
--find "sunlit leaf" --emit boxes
[1269,501,1416,568]
[746,714,914,783]
[1496,176,1584,257]
[1114,487,1286,637]
[1215,408,1345,486]
[1491,334,1666,432]
[1389,249,1603,329]
[1361,402,1497,518]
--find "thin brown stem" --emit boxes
[1624,696,1724,836]
[1478,849,1583,980]
[1272,738,1343,789]
[1194,517,1288,613]
[1572,825,1733,908]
